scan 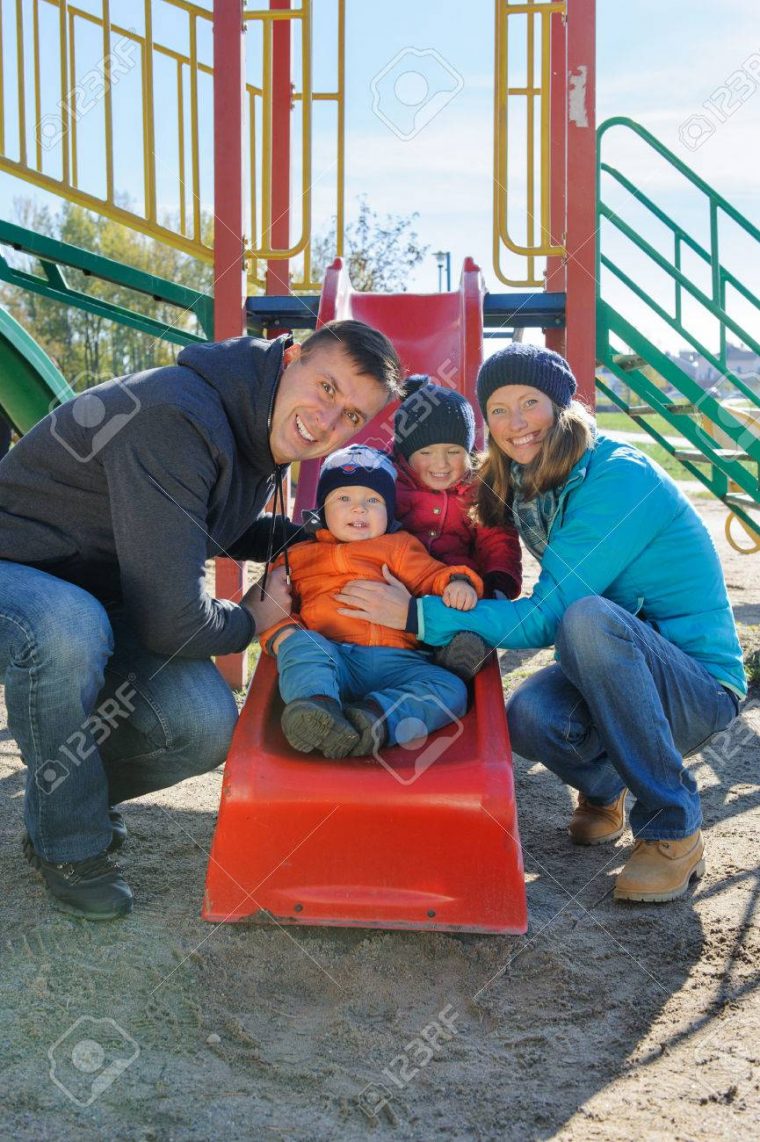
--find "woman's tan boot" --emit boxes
[568,788,627,845]
[614,831,705,903]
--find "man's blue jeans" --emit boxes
[0,561,238,863]
[506,597,740,839]
[276,629,467,746]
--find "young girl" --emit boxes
[392,377,522,679]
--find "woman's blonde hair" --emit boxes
[474,399,595,527]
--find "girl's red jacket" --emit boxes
[394,453,522,599]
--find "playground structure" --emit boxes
[0,1,758,932]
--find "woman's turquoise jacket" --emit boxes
[418,433,747,697]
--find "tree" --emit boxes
[311,196,428,292]
[0,198,213,388]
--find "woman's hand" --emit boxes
[442,580,478,611]
[335,564,411,629]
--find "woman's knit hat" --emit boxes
[393,375,476,460]
[316,444,397,529]
[476,344,577,416]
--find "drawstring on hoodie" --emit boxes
[259,464,291,600]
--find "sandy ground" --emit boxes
[1,495,758,1141]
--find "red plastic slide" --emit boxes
[202,259,527,935]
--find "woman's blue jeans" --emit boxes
[0,561,238,863]
[506,597,739,839]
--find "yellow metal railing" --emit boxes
[245,0,344,291]
[493,0,566,287]
[0,0,344,294]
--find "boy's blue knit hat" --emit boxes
[476,344,577,415]
[394,375,475,460]
[317,444,397,529]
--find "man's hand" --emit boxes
[442,579,478,611]
[335,563,411,629]
[241,564,292,633]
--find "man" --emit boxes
[0,319,402,920]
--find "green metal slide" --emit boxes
[0,305,75,433]
[596,117,760,548]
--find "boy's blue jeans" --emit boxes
[506,597,740,840]
[0,561,238,863]
[276,629,467,746]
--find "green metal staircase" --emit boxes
[595,117,760,548]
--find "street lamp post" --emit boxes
[433,249,452,292]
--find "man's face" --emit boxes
[269,342,388,464]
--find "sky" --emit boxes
[0,0,758,356]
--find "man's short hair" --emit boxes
[301,320,403,403]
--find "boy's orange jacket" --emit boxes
[259,528,483,653]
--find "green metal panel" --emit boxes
[595,117,760,532]
[0,220,215,344]
[0,306,75,433]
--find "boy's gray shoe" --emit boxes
[344,701,388,756]
[432,631,490,681]
[22,833,133,920]
[281,696,360,759]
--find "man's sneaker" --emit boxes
[22,833,133,920]
[281,696,360,759]
[108,807,128,852]
[432,632,490,681]
[614,831,705,903]
[344,701,388,757]
[569,788,627,846]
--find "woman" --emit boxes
[337,344,745,904]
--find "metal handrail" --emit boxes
[0,0,344,294]
[597,116,760,389]
[493,0,566,288]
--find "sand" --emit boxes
[1,495,758,1141]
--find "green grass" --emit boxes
[596,410,697,484]
[596,410,681,439]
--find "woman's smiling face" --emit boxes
[485,384,556,464]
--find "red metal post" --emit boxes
[544,7,567,357]
[213,0,248,689]
[564,0,596,407]
[265,0,292,296]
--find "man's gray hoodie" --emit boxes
[0,336,298,658]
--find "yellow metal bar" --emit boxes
[16,0,26,166]
[244,9,304,21]
[526,3,535,251]
[0,3,4,155]
[33,0,42,170]
[68,8,77,186]
[188,12,201,243]
[493,0,565,285]
[177,60,186,235]
[249,87,258,283]
[0,155,214,260]
[58,0,69,185]
[260,16,272,256]
[335,0,345,258]
[102,0,114,204]
[504,0,564,13]
[142,0,157,225]
[540,5,552,245]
